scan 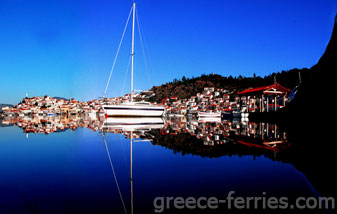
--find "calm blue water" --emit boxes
[0,125,318,213]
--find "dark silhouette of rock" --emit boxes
[247,15,336,200]
[288,14,337,118]
[277,15,337,199]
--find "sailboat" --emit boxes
[102,1,165,117]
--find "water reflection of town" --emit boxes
[1,115,103,134]
[1,115,290,159]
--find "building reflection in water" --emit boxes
[1,115,291,159]
[0,115,302,214]
[164,117,289,151]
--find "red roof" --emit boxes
[238,84,290,95]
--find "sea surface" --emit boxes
[0,116,333,213]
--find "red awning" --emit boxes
[238,84,290,95]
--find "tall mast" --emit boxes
[130,131,134,214]
[130,1,136,102]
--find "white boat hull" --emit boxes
[198,117,221,123]
[102,117,165,131]
[103,104,165,117]
[197,112,221,117]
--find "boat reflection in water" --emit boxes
[1,114,290,159]
[1,113,294,170]
[2,115,332,213]
[102,117,165,132]
[101,117,165,214]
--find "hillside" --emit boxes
[149,68,309,103]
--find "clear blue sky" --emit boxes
[1,0,336,104]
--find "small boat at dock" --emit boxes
[198,117,221,123]
[197,111,221,117]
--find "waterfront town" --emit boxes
[0,83,291,118]
[0,84,291,158]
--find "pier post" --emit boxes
[266,123,269,137]
[274,96,277,111]
[259,122,262,136]
[258,96,260,112]
[253,96,256,112]
[275,124,277,138]
[247,96,249,113]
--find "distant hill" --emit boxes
[53,97,69,101]
[0,104,13,109]
[0,104,13,114]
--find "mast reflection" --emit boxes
[101,117,165,214]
